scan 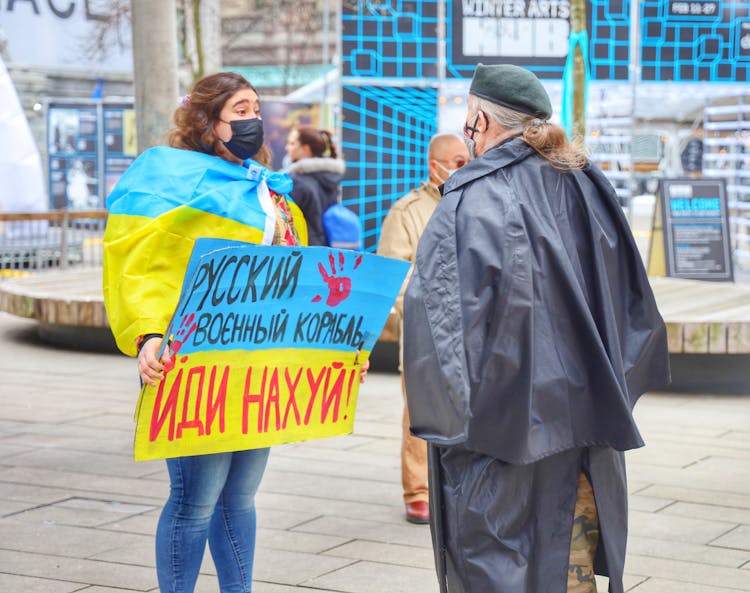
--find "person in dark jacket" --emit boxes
[285,125,346,246]
[403,64,670,593]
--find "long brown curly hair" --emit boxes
[168,72,271,167]
[475,96,587,170]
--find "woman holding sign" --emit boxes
[103,72,367,593]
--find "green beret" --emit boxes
[469,63,552,119]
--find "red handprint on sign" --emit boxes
[313,250,363,307]
[163,313,197,373]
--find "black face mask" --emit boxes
[222,118,264,160]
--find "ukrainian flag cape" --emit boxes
[103,146,307,356]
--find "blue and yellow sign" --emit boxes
[133,239,409,461]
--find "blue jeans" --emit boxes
[156,448,270,593]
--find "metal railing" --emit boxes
[0,210,107,274]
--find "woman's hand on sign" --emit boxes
[138,337,170,387]
[359,359,369,383]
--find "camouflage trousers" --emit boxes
[567,472,600,593]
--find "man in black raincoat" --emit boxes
[403,64,670,593]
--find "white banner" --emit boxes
[0,55,48,235]
[0,0,132,72]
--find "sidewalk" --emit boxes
[0,312,748,593]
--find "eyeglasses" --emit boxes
[463,113,480,139]
[464,111,489,140]
[435,158,468,168]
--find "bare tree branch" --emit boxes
[79,0,131,61]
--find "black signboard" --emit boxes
[448,0,579,78]
[659,178,733,281]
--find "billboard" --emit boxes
[47,100,137,209]
[0,0,132,72]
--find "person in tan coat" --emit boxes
[377,133,470,523]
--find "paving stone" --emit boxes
[625,553,750,590]
[268,451,400,483]
[3,429,134,456]
[631,434,750,460]
[292,515,433,549]
[629,509,737,544]
[8,497,156,529]
[628,462,750,496]
[627,442,716,468]
[323,539,435,569]
[0,498,42,515]
[256,507,325,530]
[273,440,402,471]
[88,538,154,567]
[100,511,159,536]
[253,583,341,593]
[1,466,168,500]
[628,535,750,568]
[303,559,438,593]
[0,442,33,458]
[257,526,350,553]
[629,494,675,512]
[0,549,156,590]
[0,519,150,558]
[5,449,150,479]
[72,413,142,430]
[346,436,402,457]
[636,484,750,510]
[0,573,82,593]
[256,490,406,525]
[261,468,401,507]
[663,501,750,524]
[711,524,750,551]
[350,419,401,439]
[252,548,355,585]
[300,433,379,451]
[627,577,746,592]
[76,587,156,593]
[627,479,654,495]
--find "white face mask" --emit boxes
[434,160,458,183]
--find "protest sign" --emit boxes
[133,239,409,461]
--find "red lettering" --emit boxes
[320,362,346,423]
[282,368,303,428]
[264,368,281,432]
[346,368,357,408]
[176,367,206,438]
[149,368,182,442]
[304,366,328,425]
[242,366,266,434]
[206,365,228,435]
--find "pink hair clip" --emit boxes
[181,94,191,108]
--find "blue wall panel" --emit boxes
[340,85,438,252]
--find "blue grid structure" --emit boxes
[641,0,749,82]
[340,85,438,252]
[341,1,439,79]
[589,0,630,81]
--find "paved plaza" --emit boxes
[0,312,748,593]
